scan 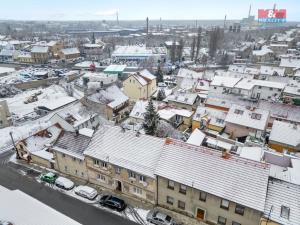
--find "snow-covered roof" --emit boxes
[83,43,103,48]
[225,104,269,130]
[260,66,285,76]
[22,125,62,153]
[139,69,156,80]
[84,125,165,178]
[211,76,241,88]
[235,78,286,90]
[47,41,57,47]
[155,140,270,212]
[193,106,227,127]
[158,107,193,120]
[264,178,300,225]
[79,128,94,137]
[269,120,300,147]
[280,58,300,68]
[103,64,126,73]
[38,96,76,111]
[31,46,49,53]
[129,100,157,120]
[0,186,82,225]
[61,47,80,55]
[186,129,206,146]
[131,74,148,86]
[166,92,198,106]
[237,147,264,162]
[112,45,153,58]
[177,68,203,79]
[252,46,273,56]
[53,131,91,160]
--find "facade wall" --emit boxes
[225,122,257,139]
[123,76,147,101]
[30,154,52,168]
[157,176,262,225]
[268,142,297,153]
[53,151,88,180]
[85,156,156,204]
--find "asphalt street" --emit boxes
[0,150,138,225]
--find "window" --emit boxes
[220,199,229,210]
[168,180,175,190]
[167,196,174,205]
[218,216,227,225]
[94,159,99,166]
[139,175,146,182]
[178,200,185,210]
[115,167,121,174]
[97,174,106,182]
[251,113,262,120]
[73,157,76,161]
[133,187,142,195]
[179,184,187,194]
[235,204,245,216]
[199,192,207,202]
[280,206,290,219]
[81,172,84,177]
[232,222,241,225]
[129,171,136,179]
[234,109,244,115]
[101,161,107,168]
[258,86,262,89]
[269,87,273,91]
[216,118,224,124]
[64,166,68,172]
[62,153,65,158]
[214,86,217,89]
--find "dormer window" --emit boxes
[234,109,244,115]
[251,113,262,120]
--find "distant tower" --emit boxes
[248,4,252,17]
[146,17,149,35]
[224,15,227,29]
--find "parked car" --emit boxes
[99,195,126,212]
[146,210,179,225]
[55,177,74,190]
[40,172,57,184]
[74,185,98,200]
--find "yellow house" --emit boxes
[18,52,33,63]
[192,106,227,132]
[123,69,157,101]
[268,120,300,153]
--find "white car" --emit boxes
[55,177,74,190]
[74,185,98,200]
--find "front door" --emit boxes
[116,181,122,192]
[196,208,205,220]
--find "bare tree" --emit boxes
[209,27,224,57]
[191,36,196,61]
[195,27,202,61]
[177,39,184,61]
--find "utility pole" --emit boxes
[248,4,252,18]
[224,15,227,29]
[9,131,20,159]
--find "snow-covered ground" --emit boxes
[4,85,75,118]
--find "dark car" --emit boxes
[99,195,126,212]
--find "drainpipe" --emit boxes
[156,175,159,206]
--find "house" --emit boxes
[269,44,288,56]
[15,124,62,169]
[50,103,101,132]
[186,128,206,146]
[47,41,63,57]
[165,91,200,111]
[103,64,127,78]
[279,58,300,75]
[282,82,300,105]
[158,107,194,131]
[0,100,12,128]
[251,46,274,63]
[31,46,49,64]
[59,48,80,60]
[129,100,158,124]
[176,68,203,90]
[123,69,157,101]
[209,76,241,95]
[17,52,33,63]
[261,178,300,225]
[225,104,269,140]
[52,130,92,181]
[83,125,165,204]
[85,85,129,122]
[269,120,300,153]
[83,43,104,61]
[0,45,19,62]
[259,66,285,79]
[155,139,270,225]
[192,106,227,132]
[234,78,285,100]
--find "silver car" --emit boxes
[146,210,178,225]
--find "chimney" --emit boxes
[222,149,231,159]
[136,130,141,137]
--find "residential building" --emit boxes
[47,41,63,57]
[17,52,33,63]
[82,43,104,61]
[176,68,203,90]
[84,125,165,204]
[268,120,300,153]
[259,66,285,79]
[31,46,49,64]
[209,76,241,95]
[165,92,200,111]
[155,139,270,225]
[251,46,274,63]
[52,130,92,180]
[225,104,269,140]
[279,57,300,75]
[59,47,80,60]
[123,69,157,101]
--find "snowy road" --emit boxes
[0,151,138,225]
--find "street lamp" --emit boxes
[9,131,20,159]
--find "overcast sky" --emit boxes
[0,0,299,21]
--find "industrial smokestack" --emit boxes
[146,17,149,35]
